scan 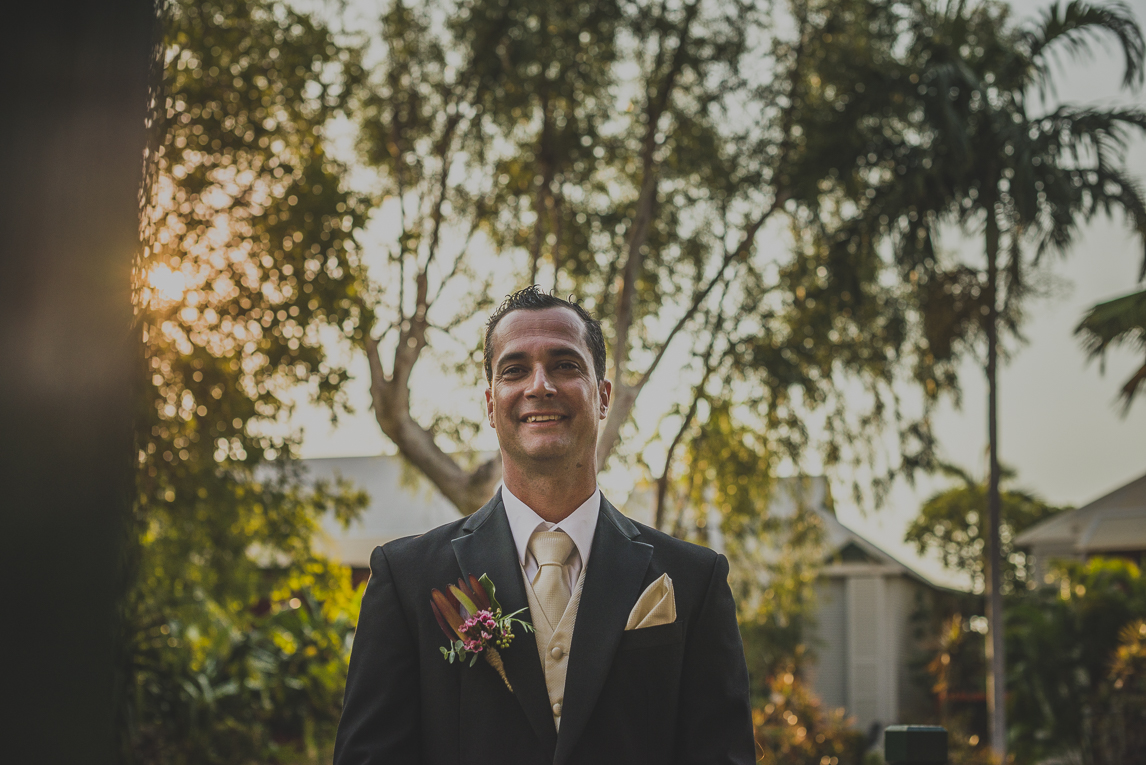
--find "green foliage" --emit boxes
[356,0,994,517]
[1076,287,1146,412]
[129,585,361,764]
[127,0,370,761]
[647,0,1146,525]
[729,501,826,693]
[912,559,1146,764]
[914,614,994,764]
[1005,558,1146,763]
[904,465,1066,593]
[674,404,826,687]
[920,614,987,715]
[121,3,1146,758]
[753,667,867,765]
[854,0,1146,362]
[1095,619,1146,764]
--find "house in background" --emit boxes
[808,503,961,733]
[303,456,960,732]
[1014,470,1146,583]
[623,477,962,733]
[304,455,462,586]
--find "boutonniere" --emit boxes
[430,573,533,692]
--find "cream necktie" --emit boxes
[529,530,575,628]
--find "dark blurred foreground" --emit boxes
[0,1,155,762]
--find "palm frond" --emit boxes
[1021,108,1146,265]
[1033,106,1146,169]
[1076,288,1146,355]
[1024,1,1145,93]
[1076,288,1146,412]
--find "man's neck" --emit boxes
[501,461,598,524]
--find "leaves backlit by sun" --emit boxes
[148,264,187,304]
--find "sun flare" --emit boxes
[148,264,187,303]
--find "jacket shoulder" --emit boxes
[628,519,720,568]
[370,515,469,573]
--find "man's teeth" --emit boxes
[525,415,562,422]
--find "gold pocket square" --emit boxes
[624,573,676,630]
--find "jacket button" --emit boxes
[550,645,564,659]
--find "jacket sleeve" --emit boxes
[674,553,756,765]
[333,545,421,765]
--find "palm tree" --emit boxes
[1076,287,1146,412]
[856,1,1145,758]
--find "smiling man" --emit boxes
[333,287,754,765]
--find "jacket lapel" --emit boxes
[554,497,653,765]
[451,491,558,759]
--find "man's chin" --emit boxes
[517,444,570,462]
[503,438,575,466]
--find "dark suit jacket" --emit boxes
[333,491,755,765]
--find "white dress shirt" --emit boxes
[501,483,600,591]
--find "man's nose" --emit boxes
[524,365,557,397]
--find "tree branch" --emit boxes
[610,0,702,391]
[597,191,787,466]
[653,291,729,529]
[364,332,502,513]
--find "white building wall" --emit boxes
[808,572,942,732]
[808,578,848,711]
[886,576,926,721]
[845,575,897,730]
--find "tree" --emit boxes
[919,614,993,763]
[127,1,370,761]
[850,1,1146,756]
[351,0,957,518]
[724,483,827,691]
[1006,558,1146,764]
[905,464,1066,594]
[1076,286,1146,412]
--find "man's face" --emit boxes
[485,307,611,472]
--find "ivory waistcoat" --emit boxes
[522,567,586,732]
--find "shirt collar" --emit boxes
[501,483,600,568]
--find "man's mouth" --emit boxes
[522,414,564,423]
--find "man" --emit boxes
[334,287,755,765]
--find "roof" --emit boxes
[302,455,462,566]
[622,476,955,591]
[1014,470,1146,553]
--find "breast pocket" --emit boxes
[599,619,685,765]
[617,619,684,651]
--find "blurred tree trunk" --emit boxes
[984,198,1006,763]
[0,0,157,762]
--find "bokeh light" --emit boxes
[148,264,186,303]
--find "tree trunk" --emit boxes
[0,0,156,761]
[984,205,1007,764]
[365,334,502,514]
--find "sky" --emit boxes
[291,0,1146,588]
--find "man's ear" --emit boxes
[484,387,495,427]
[598,379,612,419]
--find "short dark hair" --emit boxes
[484,286,607,383]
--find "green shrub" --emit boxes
[753,667,867,765]
[1006,558,1146,764]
